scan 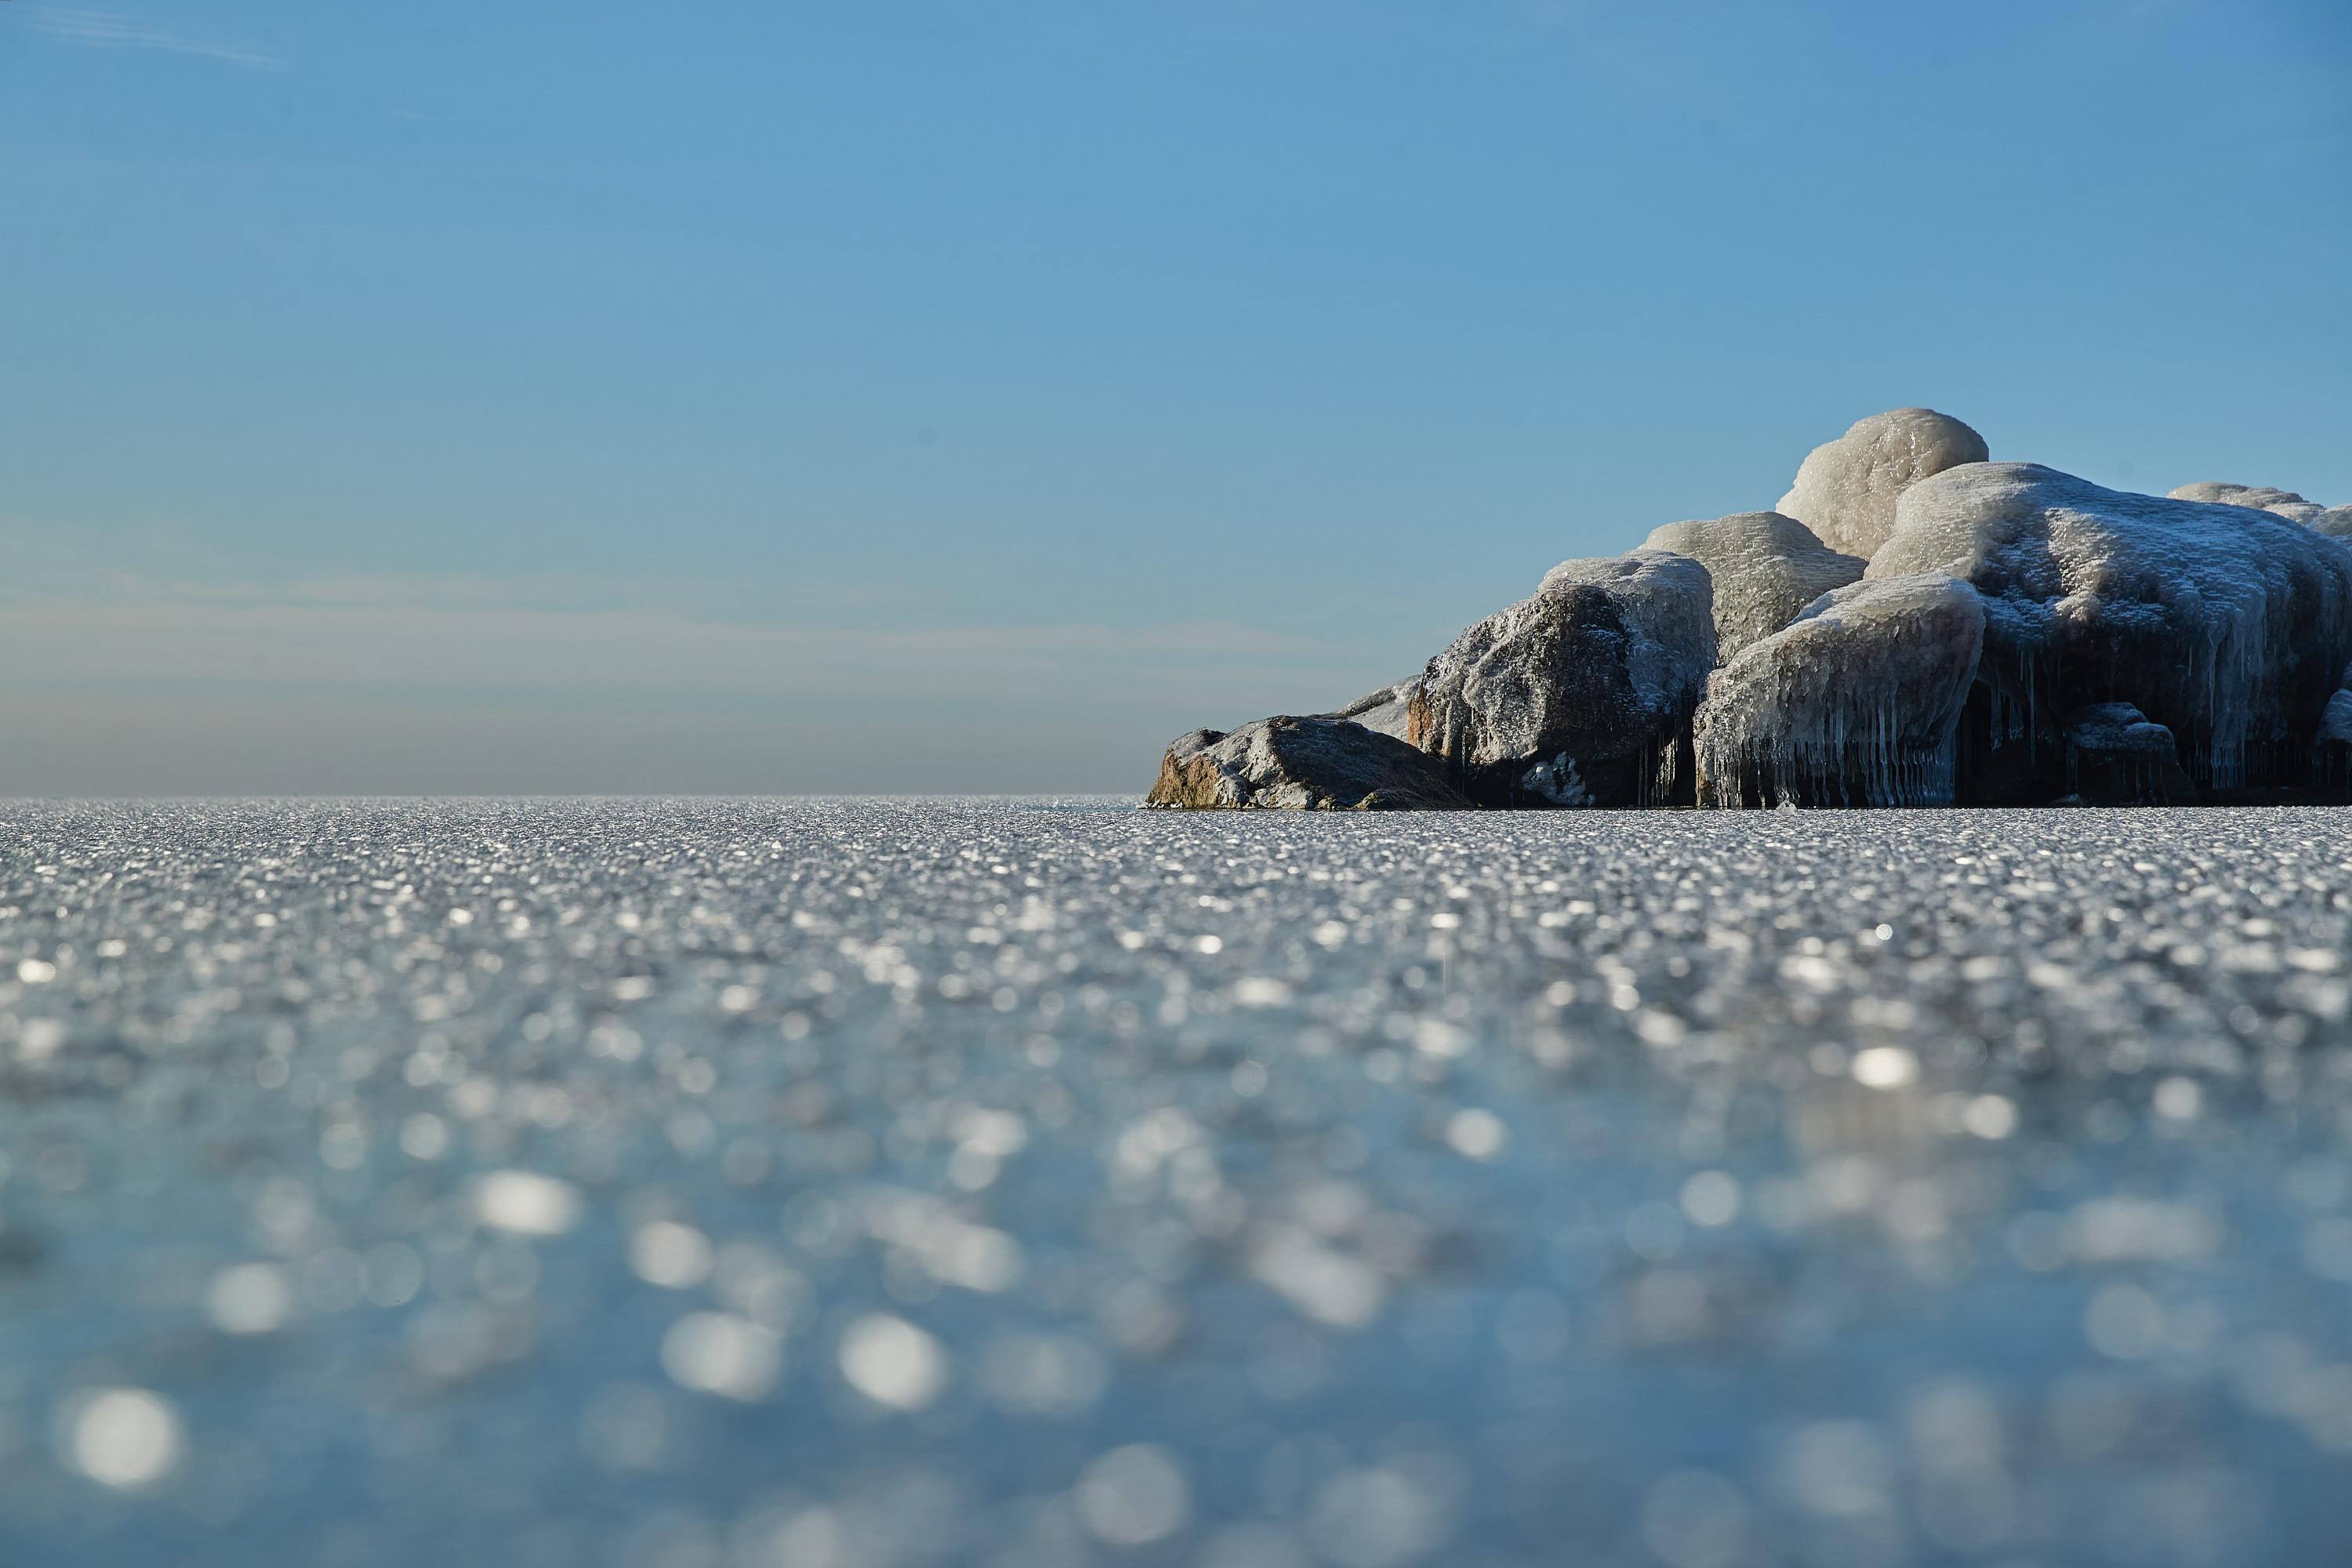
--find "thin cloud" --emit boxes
[0,517,920,619]
[0,574,1366,705]
[0,563,1385,797]
[27,6,284,69]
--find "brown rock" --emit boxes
[1145,716,1472,811]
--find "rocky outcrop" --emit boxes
[1875,463,2352,800]
[1140,412,2352,813]
[1693,575,1984,808]
[2062,704,2194,804]
[1145,717,1472,811]
[1777,408,1989,560]
[1641,511,1865,659]
[1406,551,1715,807]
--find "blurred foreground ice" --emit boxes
[3,799,2352,1566]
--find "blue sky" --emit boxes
[4,0,2348,794]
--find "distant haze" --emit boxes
[4,0,2348,795]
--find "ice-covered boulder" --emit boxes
[1406,550,1715,807]
[2169,481,2352,540]
[1641,511,1865,660]
[1323,679,1416,741]
[2319,664,2352,797]
[2062,704,2193,805]
[1693,574,1984,808]
[2169,481,2316,517]
[1777,408,1990,560]
[1875,463,2352,800]
[1145,716,1471,811]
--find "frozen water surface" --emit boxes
[5,799,2352,1566]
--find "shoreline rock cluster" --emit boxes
[1146,408,2352,810]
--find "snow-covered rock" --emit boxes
[1641,511,1865,660]
[2169,481,2352,540]
[1145,716,1472,811]
[1693,574,1984,808]
[1875,463,2352,799]
[1407,550,1715,807]
[1324,680,1416,741]
[1777,408,1990,560]
[2062,703,2192,805]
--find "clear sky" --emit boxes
[3,0,2348,796]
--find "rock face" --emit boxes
[2063,704,2194,804]
[1404,552,1715,807]
[2169,481,2352,540]
[1777,408,1990,560]
[1145,716,1472,811]
[1693,575,1984,808]
[1875,463,2352,800]
[1324,680,1416,741]
[1642,511,1865,659]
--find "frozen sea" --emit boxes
[5,798,2352,1568]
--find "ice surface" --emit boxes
[1875,463,2352,798]
[1145,715,1469,810]
[11,798,2352,1565]
[1642,510,1867,659]
[1777,407,1990,560]
[1693,573,1984,807]
[1407,550,1715,806]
